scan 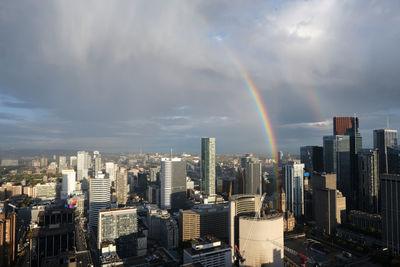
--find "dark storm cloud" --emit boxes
[1,0,400,153]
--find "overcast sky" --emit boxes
[1,0,400,155]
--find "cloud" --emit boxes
[0,0,399,153]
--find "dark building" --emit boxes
[333,116,359,135]
[388,146,400,174]
[0,213,16,266]
[358,149,380,213]
[300,146,324,172]
[381,174,400,255]
[29,208,75,267]
[373,129,398,174]
[244,159,262,195]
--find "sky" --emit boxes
[1,0,400,155]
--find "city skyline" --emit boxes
[1,1,400,153]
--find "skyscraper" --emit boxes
[161,158,186,211]
[300,146,324,173]
[0,213,16,266]
[358,149,379,213]
[116,167,128,205]
[93,151,102,174]
[244,158,262,195]
[283,162,305,218]
[105,162,116,183]
[381,174,400,255]
[89,174,111,228]
[58,156,67,173]
[77,151,89,181]
[373,129,398,174]
[333,116,359,135]
[201,137,216,196]
[61,170,76,199]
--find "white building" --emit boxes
[283,162,305,218]
[89,174,111,228]
[59,156,68,173]
[105,162,116,183]
[77,151,89,181]
[201,137,216,196]
[70,156,77,168]
[161,158,186,210]
[61,170,76,199]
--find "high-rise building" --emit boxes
[0,213,16,266]
[40,157,48,168]
[312,173,346,235]
[70,156,77,169]
[374,129,398,174]
[333,116,359,135]
[244,158,262,195]
[229,194,261,258]
[149,167,160,182]
[161,158,186,211]
[201,137,216,196]
[77,151,89,181]
[116,167,128,205]
[358,149,379,213]
[58,156,68,173]
[97,207,138,250]
[238,215,284,267]
[300,146,324,172]
[381,174,400,255]
[89,174,111,228]
[388,146,400,174]
[61,170,76,199]
[283,162,305,218]
[105,162,116,183]
[147,208,179,250]
[93,151,102,174]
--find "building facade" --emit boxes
[89,175,111,228]
[300,146,324,173]
[358,149,380,213]
[161,158,186,211]
[283,162,305,218]
[374,129,398,174]
[61,170,76,199]
[201,137,216,196]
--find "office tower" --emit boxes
[147,208,179,250]
[93,151,102,174]
[105,162,116,182]
[333,116,359,135]
[201,137,216,196]
[116,167,128,205]
[283,162,304,218]
[312,173,346,235]
[374,129,398,174]
[0,213,16,266]
[58,156,67,173]
[381,174,400,255]
[70,156,77,169]
[388,146,400,174]
[229,194,261,257]
[61,170,76,199]
[89,174,111,228]
[77,151,89,181]
[244,158,262,195]
[358,149,379,213]
[278,151,283,165]
[238,215,284,267]
[137,171,148,197]
[180,203,229,242]
[149,167,160,182]
[300,146,324,172]
[323,135,351,199]
[183,236,232,267]
[97,207,138,250]
[40,157,48,168]
[161,158,186,211]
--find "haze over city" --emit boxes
[1,1,400,153]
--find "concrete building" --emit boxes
[180,202,229,242]
[105,162,116,183]
[349,210,381,232]
[229,194,261,257]
[97,207,138,253]
[238,215,284,267]
[244,158,262,195]
[0,213,16,266]
[33,183,61,200]
[146,208,179,250]
[69,156,77,169]
[116,167,128,206]
[381,174,400,255]
[89,174,111,228]
[149,167,160,182]
[283,162,305,218]
[161,158,186,211]
[358,149,380,213]
[201,137,216,196]
[300,146,324,172]
[58,156,67,173]
[93,151,102,174]
[312,173,346,235]
[61,170,76,199]
[374,129,398,174]
[183,236,232,267]
[77,151,89,181]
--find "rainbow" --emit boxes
[182,2,281,196]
